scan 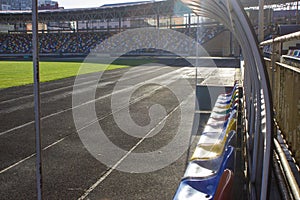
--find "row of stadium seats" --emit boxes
[286,49,300,58]
[0,32,111,54]
[173,82,240,200]
[174,26,223,44]
[0,27,223,55]
[93,27,224,55]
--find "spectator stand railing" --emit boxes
[260,32,300,200]
[180,0,274,199]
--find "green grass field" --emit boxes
[0,60,138,89]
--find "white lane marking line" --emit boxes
[0,67,164,113]
[0,154,36,174]
[0,69,193,174]
[76,83,166,133]
[0,67,187,136]
[0,84,163,174]
[0,137,66,174]
[0,81,114,115]
[77,94,189,200]
[0,66,157,104]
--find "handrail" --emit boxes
[181,0,274,199]
[274,138,300,200]
[275,61,300,73]
[260,31,300,45]
[260,28,300,199]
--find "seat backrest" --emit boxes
[214,169,234,200]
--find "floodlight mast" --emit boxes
[32,0,43,199]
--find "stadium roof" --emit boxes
[0,0,298,23]
[0,0,175,23]
[101,1,154,8]
[241,0,298,8]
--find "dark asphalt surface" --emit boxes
[0,64,215,200]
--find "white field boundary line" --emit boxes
[0,66,157,105]
[0,67,189,136]
[0,68,192,174]
[77,93,193,200]
[0,67,166,114]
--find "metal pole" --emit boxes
[196,15,199,85]
[297,1,299,24]
[32,0,43,199]
[119,17,121,33]
[258,0,264,42]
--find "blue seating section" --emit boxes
[173,82,240,200]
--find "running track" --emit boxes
[0,64,237,199]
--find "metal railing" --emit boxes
[261,32,300,165]
[260,31,300,200]
[181,0,274,199]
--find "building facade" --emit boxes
[0,0,59,10]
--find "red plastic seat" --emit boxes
[213,169,234,200]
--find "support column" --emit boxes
[157,14,160,28]
[188,13,191,37]
[258,0,264,42]
[119,17,122,33]
[32,0,43,199]
[107,19,110,33]
[297,1,299,24]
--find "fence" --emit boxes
[261,33,300,164]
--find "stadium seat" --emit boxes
[184,145,235,179]
[217,82,239,98]
[216,89,239,104]
[202,111,237,136]
[173,146,235,200]
[191,129,235,160]
[173,81,239,200]
[287,49,294,56]
[213,169,234,200]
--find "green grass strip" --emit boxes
[0,61,128,89]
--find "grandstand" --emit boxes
[0,0,298,57]
[0,26,224,56]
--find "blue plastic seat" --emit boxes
[173,146,235,200]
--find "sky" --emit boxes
[58,0,150,9]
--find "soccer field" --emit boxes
[0,60,131,89]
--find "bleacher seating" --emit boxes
[173,82,240,200]
[286,49,300,58]
[0,32,111,55]
[0,26,223,55]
